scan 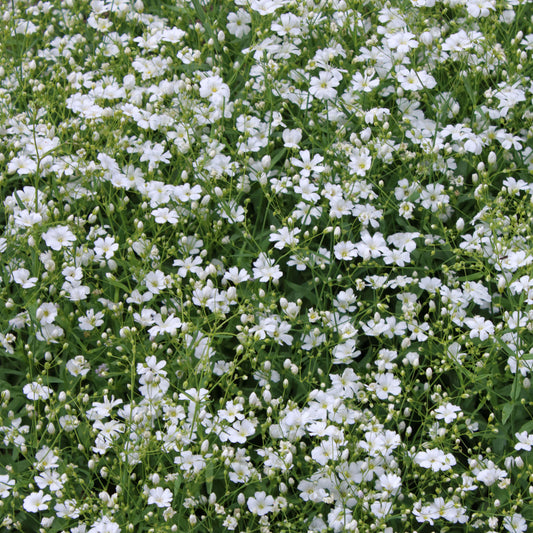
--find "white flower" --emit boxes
[66,355,91,377]
[377,472,402,494]
[199,75,230,104]
[309,70,340,100]
[334,241,358,261]
[269,227,300,250]
[79,309,105,331]
[464,315,494,341]
[88,515,121,533]
[148,486,173,508]
[36,303,58,325]
[23,490,52,512]
[253,253,283,282]
[250,0,283,16]
[42,225,76,250]
[94,420,125,443]
[503,513,528,533]
[11,268,38,288]
[351,71,379,92]
[23,382,53,401]
[223,267,250,284]
[94,236,119,259]
[140,142,171,171]
[13,209,42,227]
[396,67,436,91]
[7,154,37,175]
[59,414,80,431]
[0,475,15,498]
[291,150,325,178]
[174,451,207,473]
[247,491,275,516]
[35,469,65,491]
[414,449,456,472]
[371,500,393,518]
[293,177,321,202]
[515,431,533,451]
[54,499,80,519]
[152,207,179,224]
[34,446,60,470]
[227,9,251,38]
[434,403,461,424]
[282,128,302,148]
[144,269,169,294]
[466,0,495,18]
[387,31,418,54]
[148,313,182,339]
[332,339,361,364]
[220,419,256,444]
[357,230,388,259]
[372,372,401,399]
[476,463,507,486]
[271,12,302,37]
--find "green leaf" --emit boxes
[457,271,484,281]
[511,376,521,401]
[462,75,478,105]
[104,277,131,293]
[173,475,182,496]
[502,402,513,424]
[205,460,214,495]
[284,279,317,306]
[189,0,221,54]
[519,420,533,433]
[492,435,507,456]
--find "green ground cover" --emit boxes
[1,0,533,531]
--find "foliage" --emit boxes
[0,0,533,532]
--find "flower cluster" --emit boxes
[0,0,532,531]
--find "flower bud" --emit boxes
[420,31,433,45]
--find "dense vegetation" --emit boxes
[1,0,533,531]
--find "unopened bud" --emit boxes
[420,31,433,45]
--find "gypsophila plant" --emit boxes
[1,0,533,531]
